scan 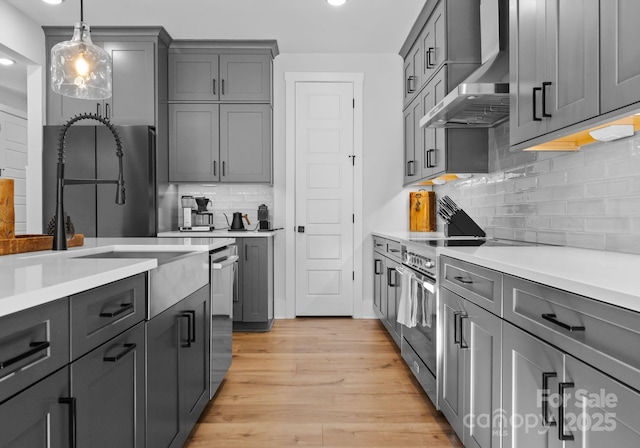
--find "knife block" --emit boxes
[444,209,486,237]
[0,178,15,239]
[409,191,436,232]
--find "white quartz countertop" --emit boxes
[158,230,279,238]
[372,231,640,313]
[0,237,235,319]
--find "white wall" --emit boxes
[0,1,45,234]
[273,54,407,319]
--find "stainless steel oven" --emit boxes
[399,245,438,406]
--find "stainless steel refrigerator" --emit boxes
[42,125,164,237]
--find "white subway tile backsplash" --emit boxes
[433,123,640,254]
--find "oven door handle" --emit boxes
[396,266,435,294]
[212,255,239,270]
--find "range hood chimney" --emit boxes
[420,0,509,129]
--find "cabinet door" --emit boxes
[219,54,271,102]
[0,367,69,448]
[403,42,421,106]
[600,0,640,114]
[421,67,447,179]
[403,95,421,185]
[545,0,599,132]
[373,253,384,318]
[463,301,502,448]
[439,288,466,440]
[179,285,211,433]
[502,322,563,448]
[564,356,640,447]
[73,323,145,448]
[421,0,445,85]
[103,41,155,125]
[233,238,244,322]
[169,103,220,182]
[509,0,548,146]
[147,304,182,448]
[220,104,271,183]
[385,261,400,343]
[241,238,269,322]
[168,53,219,101]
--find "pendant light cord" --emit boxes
[80,0,84,22]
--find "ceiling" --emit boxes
[6,0,427,54]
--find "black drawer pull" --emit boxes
[0,341,50,370]
[542,314,585,332]
[180,311,196,347]
[59,397,77,448]
[453,312,461,345]
[541,372,557,427]
[454,276,473,284]
[389,248,400,253]
[103,343,136,362]
[533,86,542,121]
[374,259,382,275]
[100,303,134,318]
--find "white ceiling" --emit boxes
[6,0,427,54]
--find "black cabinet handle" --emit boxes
[99,303,134,318]
[222,161,226,176]
[459,314,469,349]
[387,267,397,287]
[426,149,435,168]
[542,82,552,118]
[105,102,111,120]
[213,160,217,176]
[180,312,193,348]
[103,343,136,362]
[96,103,102,117]
[454,275,473,284]
[212,79,216,95]
[426,47,435,68]
[533,86,542,121]
[453,312,461,345]
[374,259,382,275]
[59,397,77,448]
[0,341,50,370]
[221,79,225,95]
[388,248,400,253]
[542,314,585,332]
[185,310,196,343]
[541,372,557,427]
[558,382,575,441]
[407,76,416,94]
[407,160,416,176]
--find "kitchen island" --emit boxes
[0,237,234,448]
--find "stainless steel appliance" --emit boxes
[42,126,164,237]
[181,195,196,229]
[209,244,238,398]
[399,243,439,405]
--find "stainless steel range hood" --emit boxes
[420,0,509,129]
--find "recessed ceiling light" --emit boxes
[42,0,65,4]
[327,0,347,6]
[0,58,15,66]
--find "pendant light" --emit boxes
[50,0,112,100]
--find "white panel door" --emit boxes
[295,82,354,316]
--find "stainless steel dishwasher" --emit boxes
[210,245,238,398]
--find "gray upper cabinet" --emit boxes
[420,0,445,84]
[168,53,220,101]
[601,0,640,114]
[403,95,422,185]
[510,0,599,147]
[219,54,271,102]
[403,42,422,107]
[44,28,168,126]
[169,103,220,182]
[220,104,272,182]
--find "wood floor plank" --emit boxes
[184,318,462,447]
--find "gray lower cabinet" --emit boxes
[372,252,386,320]
[0,367,70,448]
[147,284,210,448]
[440,287,501,448]
[384,260,401,346]
[73,322,146,448]
[233,237,274,331]
[169,103,272,183]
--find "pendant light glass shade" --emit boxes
[50,22,112,100]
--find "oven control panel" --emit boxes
[403,249,436,275]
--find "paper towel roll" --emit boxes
[0,178,15,239]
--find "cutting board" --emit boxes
[0,178,15,239]
[409,191,436,232]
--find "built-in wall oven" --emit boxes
[399,245,439,406]
[209,245,238,398]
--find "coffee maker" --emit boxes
[193,197,214,228]
[180,196,196,229]
[257,204,271,231]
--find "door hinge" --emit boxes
[353,99,355,108]
[352,214,355,223]
[353,271,355,281]
[348,154,356,166]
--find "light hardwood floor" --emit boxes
[184,318,463,447]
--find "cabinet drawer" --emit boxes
[0,299,69,404]
[386,240,402,261]
[373,236,387,254]
[504,275,640,392]
[70,274,146,360]
[401,338,436,405]
[440,256,502,316]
